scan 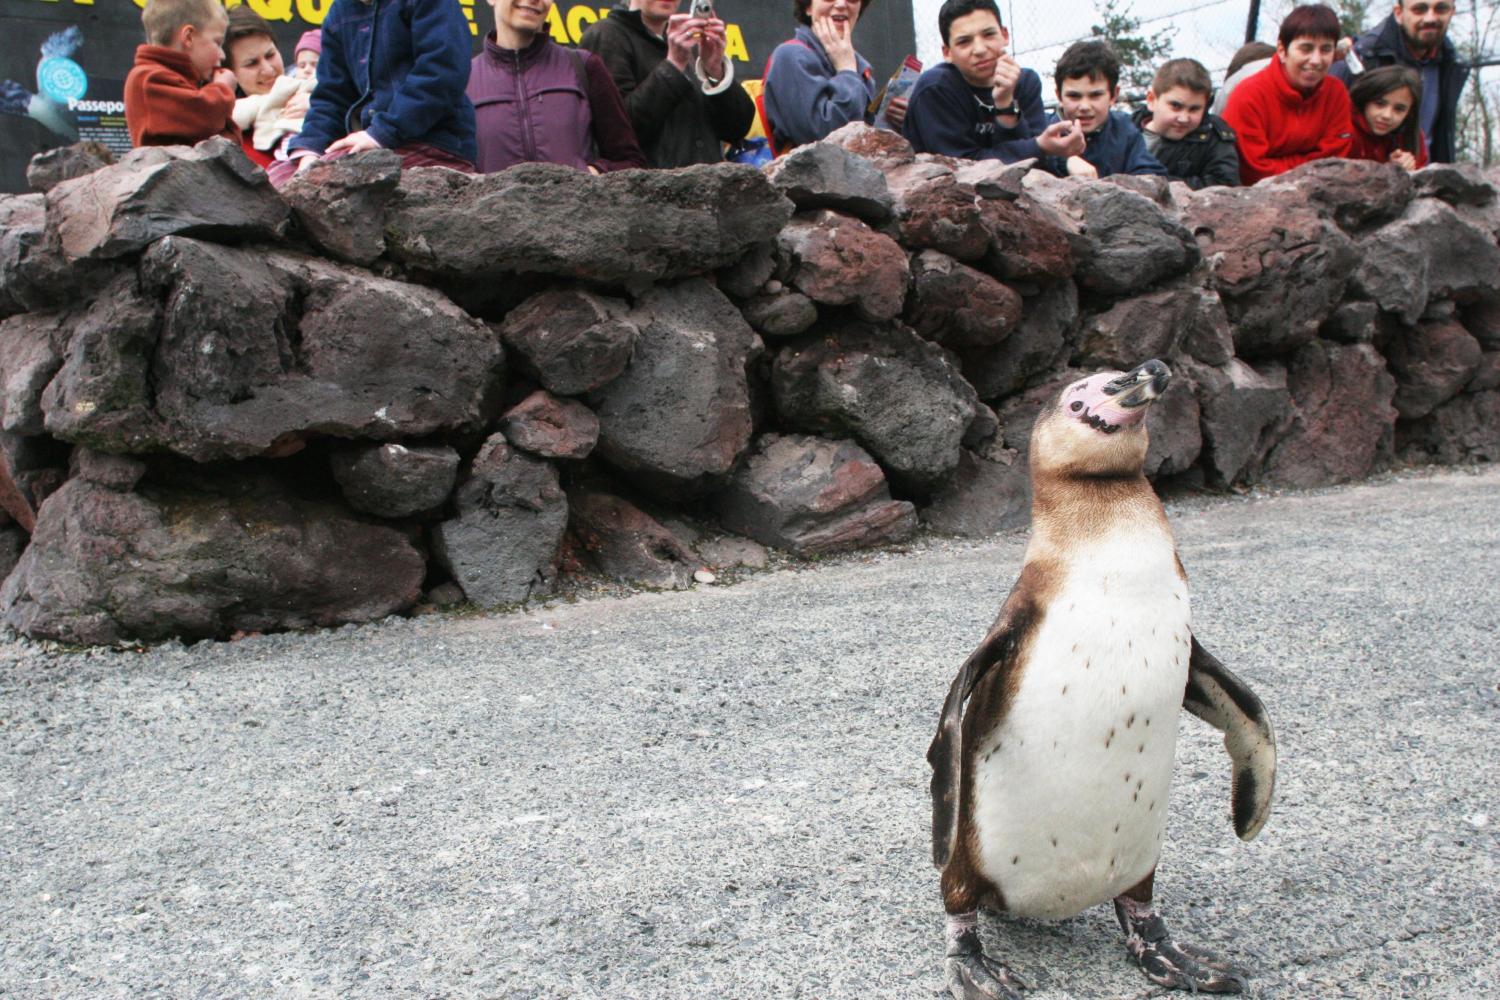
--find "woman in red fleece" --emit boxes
[1347,65,1429,170]
[1223,3,1352,185]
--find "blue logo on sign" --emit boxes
[38,57,87,104]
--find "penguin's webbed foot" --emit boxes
[1114,896,1248,994]
[944,913,1027,1000]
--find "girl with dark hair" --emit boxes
[763,0,878,150]
[1222,3,1352,184]
[1347,65,1428,170]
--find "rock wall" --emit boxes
[1,132,1497,644]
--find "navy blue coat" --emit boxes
[1040,110,1167,178]
[903,62,1048,162]
[290,0,477,163]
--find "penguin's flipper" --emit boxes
[1184,636,1277,841]
[927,587,1041,870]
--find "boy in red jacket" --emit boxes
[125,0,239,148]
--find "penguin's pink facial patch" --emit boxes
[1064,373,1148,434]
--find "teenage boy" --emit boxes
[125,0,239,148]
[580,1,754,168]
[1330,0,1468,162]
[903,0,1085,163]
[1043,40,1167,179]
[1131,58,1240,188]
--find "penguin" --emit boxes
[928,360,1277,998]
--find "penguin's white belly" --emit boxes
[972,538,1191,919]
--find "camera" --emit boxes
[690,0,714,18]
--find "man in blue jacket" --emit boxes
[1041,40,1167,179]
[903,0,1085,163]
[1329,0,1469,162]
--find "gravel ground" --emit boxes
[2,466,1497,1000]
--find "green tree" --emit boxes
[1089,0,1176,91]
[1332,0,1372,37]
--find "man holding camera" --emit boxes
[580,1,755,168]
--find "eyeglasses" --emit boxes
[1405,3,1453,15]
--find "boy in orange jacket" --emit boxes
[125,0,239,148]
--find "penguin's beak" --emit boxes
[1103,360,1171,409]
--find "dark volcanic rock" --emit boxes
[777,210,910,321]
[772,321,979,493]
[979,197,1075,283]
[1143,372,1202,479]
[1412,162,1496,207]
[331,442,461,518]
[0,525,24,581]
[0,470,425,644]
[44,138,289,262]
[887,161,991,261]
[1262,157,1413,230]
[1351,198,1500,325]
[280,149,402,266]
[742,289,819,338]
[1398,390,1500,463]
[500,390,599,460]
[906,250,1022,349]
[498,287,638,396]
[1182,185,1357,357]
[1078,286,1229,369]
[1382,318,1482,420]
[921,449,1030,536]
[1039,182,1198,296]
[715,433,916,554]
[1262,341,1396,488]
[590,279,756,498]
[44,240,503,461]
[822,122,918,167]
[959,280,1078,400]
[0,431,68,533]
[1466,299,1500,350]
[432,435,568,606]
[1189,359,1293,486]
[1321,301,1380,344]
[764,142,893,223]
[384,162,793,286]
[953,159,1029,200]
[569,491,697,588]
[26,142,115,194]
[0,194,87,317]
[0,310,72,435]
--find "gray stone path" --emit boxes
[2,468,1497,999]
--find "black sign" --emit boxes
[0,0,916,193]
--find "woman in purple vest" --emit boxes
[468,0,647,174]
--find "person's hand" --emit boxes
[587,164,601,176]
[990,55,1021,110]
[884,96,908,130]
[1066,154,1097,179]
[283,89,310,120]
[664,13,702,73]
[210,68,237,91]
[812,14,858,74]
[325,130,382,156]
[1390,149,1418,171]
[698,18,728,81]
[1036,118,1086,157]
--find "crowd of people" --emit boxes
[122,0,1470,190]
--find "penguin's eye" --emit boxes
[1070,401,1084,412]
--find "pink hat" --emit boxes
[295,30,322,57]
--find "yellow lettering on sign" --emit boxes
[566,5,597,42]
[724,23,746,63]
[457,0,476,36]
[294,0,335,26]
[245,0,293,22]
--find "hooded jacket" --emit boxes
[1222,59,1352,185]
[288,0,476,164]
[1329,13,1468,163]
[1130,107,1240,189]
[763,24,876,149]
[1040,110,1167,179]
[579,7,754,168]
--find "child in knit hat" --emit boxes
[293,30,320,81]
